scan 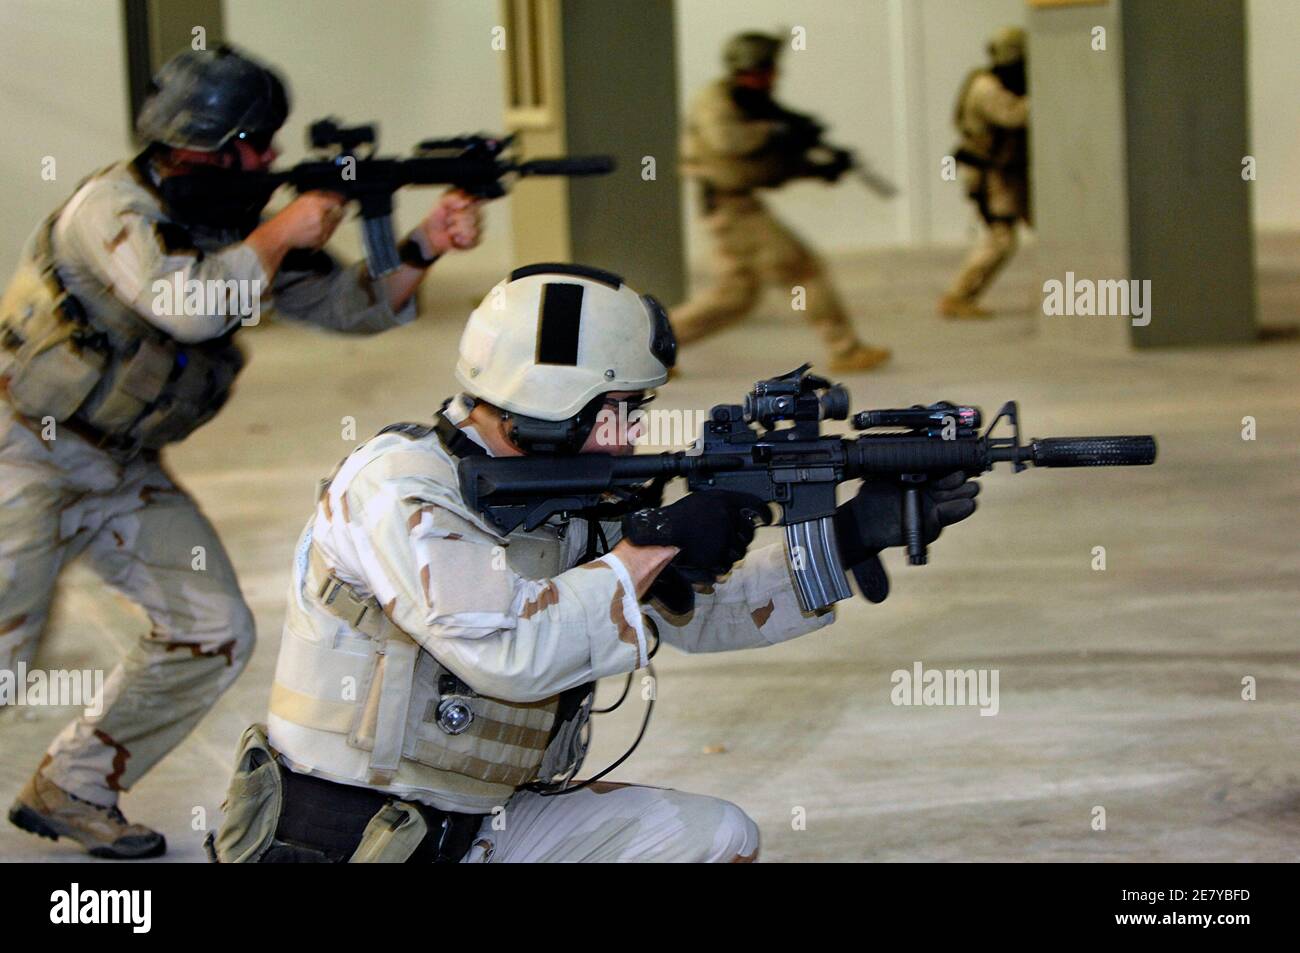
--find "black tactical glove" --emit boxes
[833,472,980,603]
[622,489,770,578]
[812,148,854,183]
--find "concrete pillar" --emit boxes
[123,0,225,132]
[500,0,685,302]
[1028,0,1255,350]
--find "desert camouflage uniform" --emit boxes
[673,80,864,361]
[946,71,1030,307]
[0,157,416,807]
[262,396,834,861]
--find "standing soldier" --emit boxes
[672,32,891,373]
[0,45,482,858]
[939,26,1030,319]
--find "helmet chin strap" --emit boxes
[503,394,606,456]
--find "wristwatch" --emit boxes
[398,231,441,269]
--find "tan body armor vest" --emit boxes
[0,167,246,455]
[679,80,807,194]
[953,69,1028,172]
[267,427,595,815]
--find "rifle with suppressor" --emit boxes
[457,365,1157,613]
[181,117,614,278]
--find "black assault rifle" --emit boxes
[457,365,1157,613]
[206,118,614,277]
[776,109,898,198]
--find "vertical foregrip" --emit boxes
[903,487,927,565]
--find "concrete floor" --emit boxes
[2,235,1297,862]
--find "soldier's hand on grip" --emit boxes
[622,488,770,580]
[833,472,980,603]
[420,188,484,255]
[268,191,346,249]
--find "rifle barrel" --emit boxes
[518,156,614,177]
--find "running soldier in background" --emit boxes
[939,27,1030,319]
[672,32,891,373]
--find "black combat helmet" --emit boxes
[723,32,783,74]
[135,44,289,152]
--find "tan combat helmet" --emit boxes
[988,26,1027,66]
[724,32,783,74]
[455,264,674,451]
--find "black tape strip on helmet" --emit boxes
[535,282,584,366]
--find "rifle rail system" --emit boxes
[458,365,1157,613]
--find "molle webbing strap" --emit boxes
[405,742,536,788]
[270,682,354,733]
[303,544,417,785]
[307,544,387,639]
[419,700,551,750]
[363,630,419,785]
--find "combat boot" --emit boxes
[828,344,892,373]
[8,770,166,859]
[938,295,994,320]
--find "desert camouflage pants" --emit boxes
[671,194,862,359]
[947,166,1030,303]
[0,404,254,806]
[461,781,759,862]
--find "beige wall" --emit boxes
[1247,0,1300,232]
[0,0,134,275]
[224,0,513,288]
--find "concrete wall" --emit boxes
[1026,0,1132,353]
[1124,0,1255,346]
[1029,0,1257,350]
[562,0,686,303]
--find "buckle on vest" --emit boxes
[318,575,370,628]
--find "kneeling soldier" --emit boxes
[211,264,978,862]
